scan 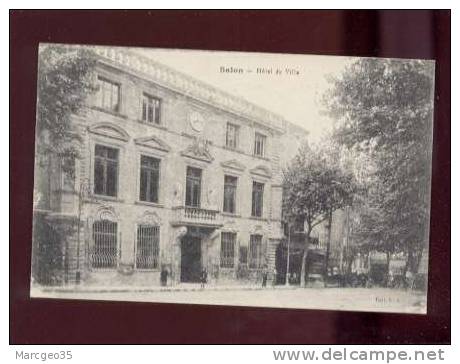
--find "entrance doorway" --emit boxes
[180,236,202,282]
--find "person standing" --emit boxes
[262,267,268,288]
[272,268,277,287]
[160,267,169,287]
[200,268,208,289]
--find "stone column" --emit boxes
[206,229,221,284]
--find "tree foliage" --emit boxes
[323,58,435,273]
[36,44,98,170]
[282,140,356,285]
[33,45,98,284]
[283,141,355,231]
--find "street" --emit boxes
[31,286,427,314]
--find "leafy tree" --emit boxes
[34,45,98,284]
[323,58,434,275]
[36,44,98,176]
[283,141,356,287]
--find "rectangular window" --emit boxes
[239,246,248,265]
[223,175,237,214]
[249,234,263,269]
[58,155,75,190]
[220,232,236,268]
[185,166,202,207]
[254,132,266,157]
[98,77,120,112]
[94,145,119,197]
[136,225,160,269]
[139,155,160,203]
[142,93,161,124]
[226,123,239,149]
[92,220,118,269]
[251,181,264,217]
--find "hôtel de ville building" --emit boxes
[32,46,312,287]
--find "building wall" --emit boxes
[33,53,309,286]
[310,209,348,266]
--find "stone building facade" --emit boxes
[33,46,309,286]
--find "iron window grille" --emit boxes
[141,93,161,124]
[91,220,118,269]
[249,234,263,269]
[251,181,264,217]
[94,145,119,197]
[239,246,248,265]
[136,225,160,270]
[223,175,237,213]
[139,155,160,203]
[97,76,120,113]
[220,232,236,268]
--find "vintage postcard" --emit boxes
[30,44,434,314]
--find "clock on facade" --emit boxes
[189,111,205,132]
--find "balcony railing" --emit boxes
[171,206,222,227]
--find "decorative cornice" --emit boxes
[220,159,246,172]
[250,165,272,178]
[137,210,162,226]
[88,122,130,142]
[86,46,288,133]
[134,135,171,152]
[95,204,119,221]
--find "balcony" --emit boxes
[171,206,223,228]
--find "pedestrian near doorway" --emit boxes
[160,267,169,287]
[200,268,208,289]
[272,268,277,286]
[262,267,268,288]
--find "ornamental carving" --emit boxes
[137,211,162,226]
[95,204,119,221]
[181,137,213,163]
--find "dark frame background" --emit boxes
[10,10,451,344]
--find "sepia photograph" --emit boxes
[30,44,435,314]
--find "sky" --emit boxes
[134,48,351,142]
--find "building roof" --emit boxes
[81,45,308,135]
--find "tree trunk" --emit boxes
[385,251,391,287]
[46,154,52,210]
[300,233,310,287]
[324,210,333,286]
[404,245,413,277]
[414,245,424,274]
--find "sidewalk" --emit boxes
[30,285,427,314]
[35,283,300,294]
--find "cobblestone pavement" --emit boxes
[31,286,427,314]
